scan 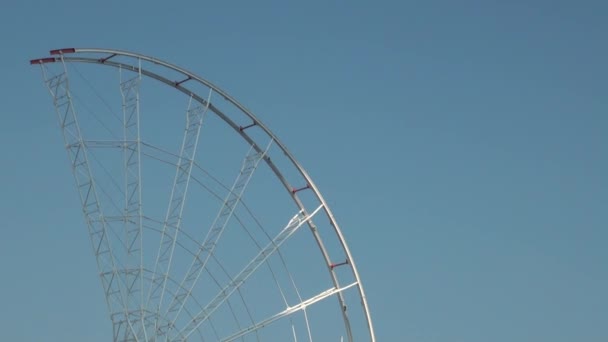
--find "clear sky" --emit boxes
[0,0,606,341]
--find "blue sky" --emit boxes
[0,1,606,341]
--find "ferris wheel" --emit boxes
[31,48,376,342]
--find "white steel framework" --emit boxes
[31,48,376,342]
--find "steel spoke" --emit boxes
[145,92,211,335]
[160,140,273,337]
[119,64,145,339]
[40,60,136,338]
[220,282,358,342]
[177,205,323,340]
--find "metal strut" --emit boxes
[119,64,146,341]
[146,91,211,336]
[220,281,358,342]
[159,140,273,338]
[40,59,138,341]
[176,205,324,340]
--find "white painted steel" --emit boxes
[32,48,376,342]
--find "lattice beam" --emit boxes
[177,205,323,340]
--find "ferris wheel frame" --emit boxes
[31,48,376,342]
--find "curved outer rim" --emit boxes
[33,48,376,341]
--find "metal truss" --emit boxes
[119,65,147,341]
[31,48,377,342]
[221,281,358,342]
[39,59,137,339]
[159,140,273,338]
[146,94,211,337]
[177,205,324,340]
